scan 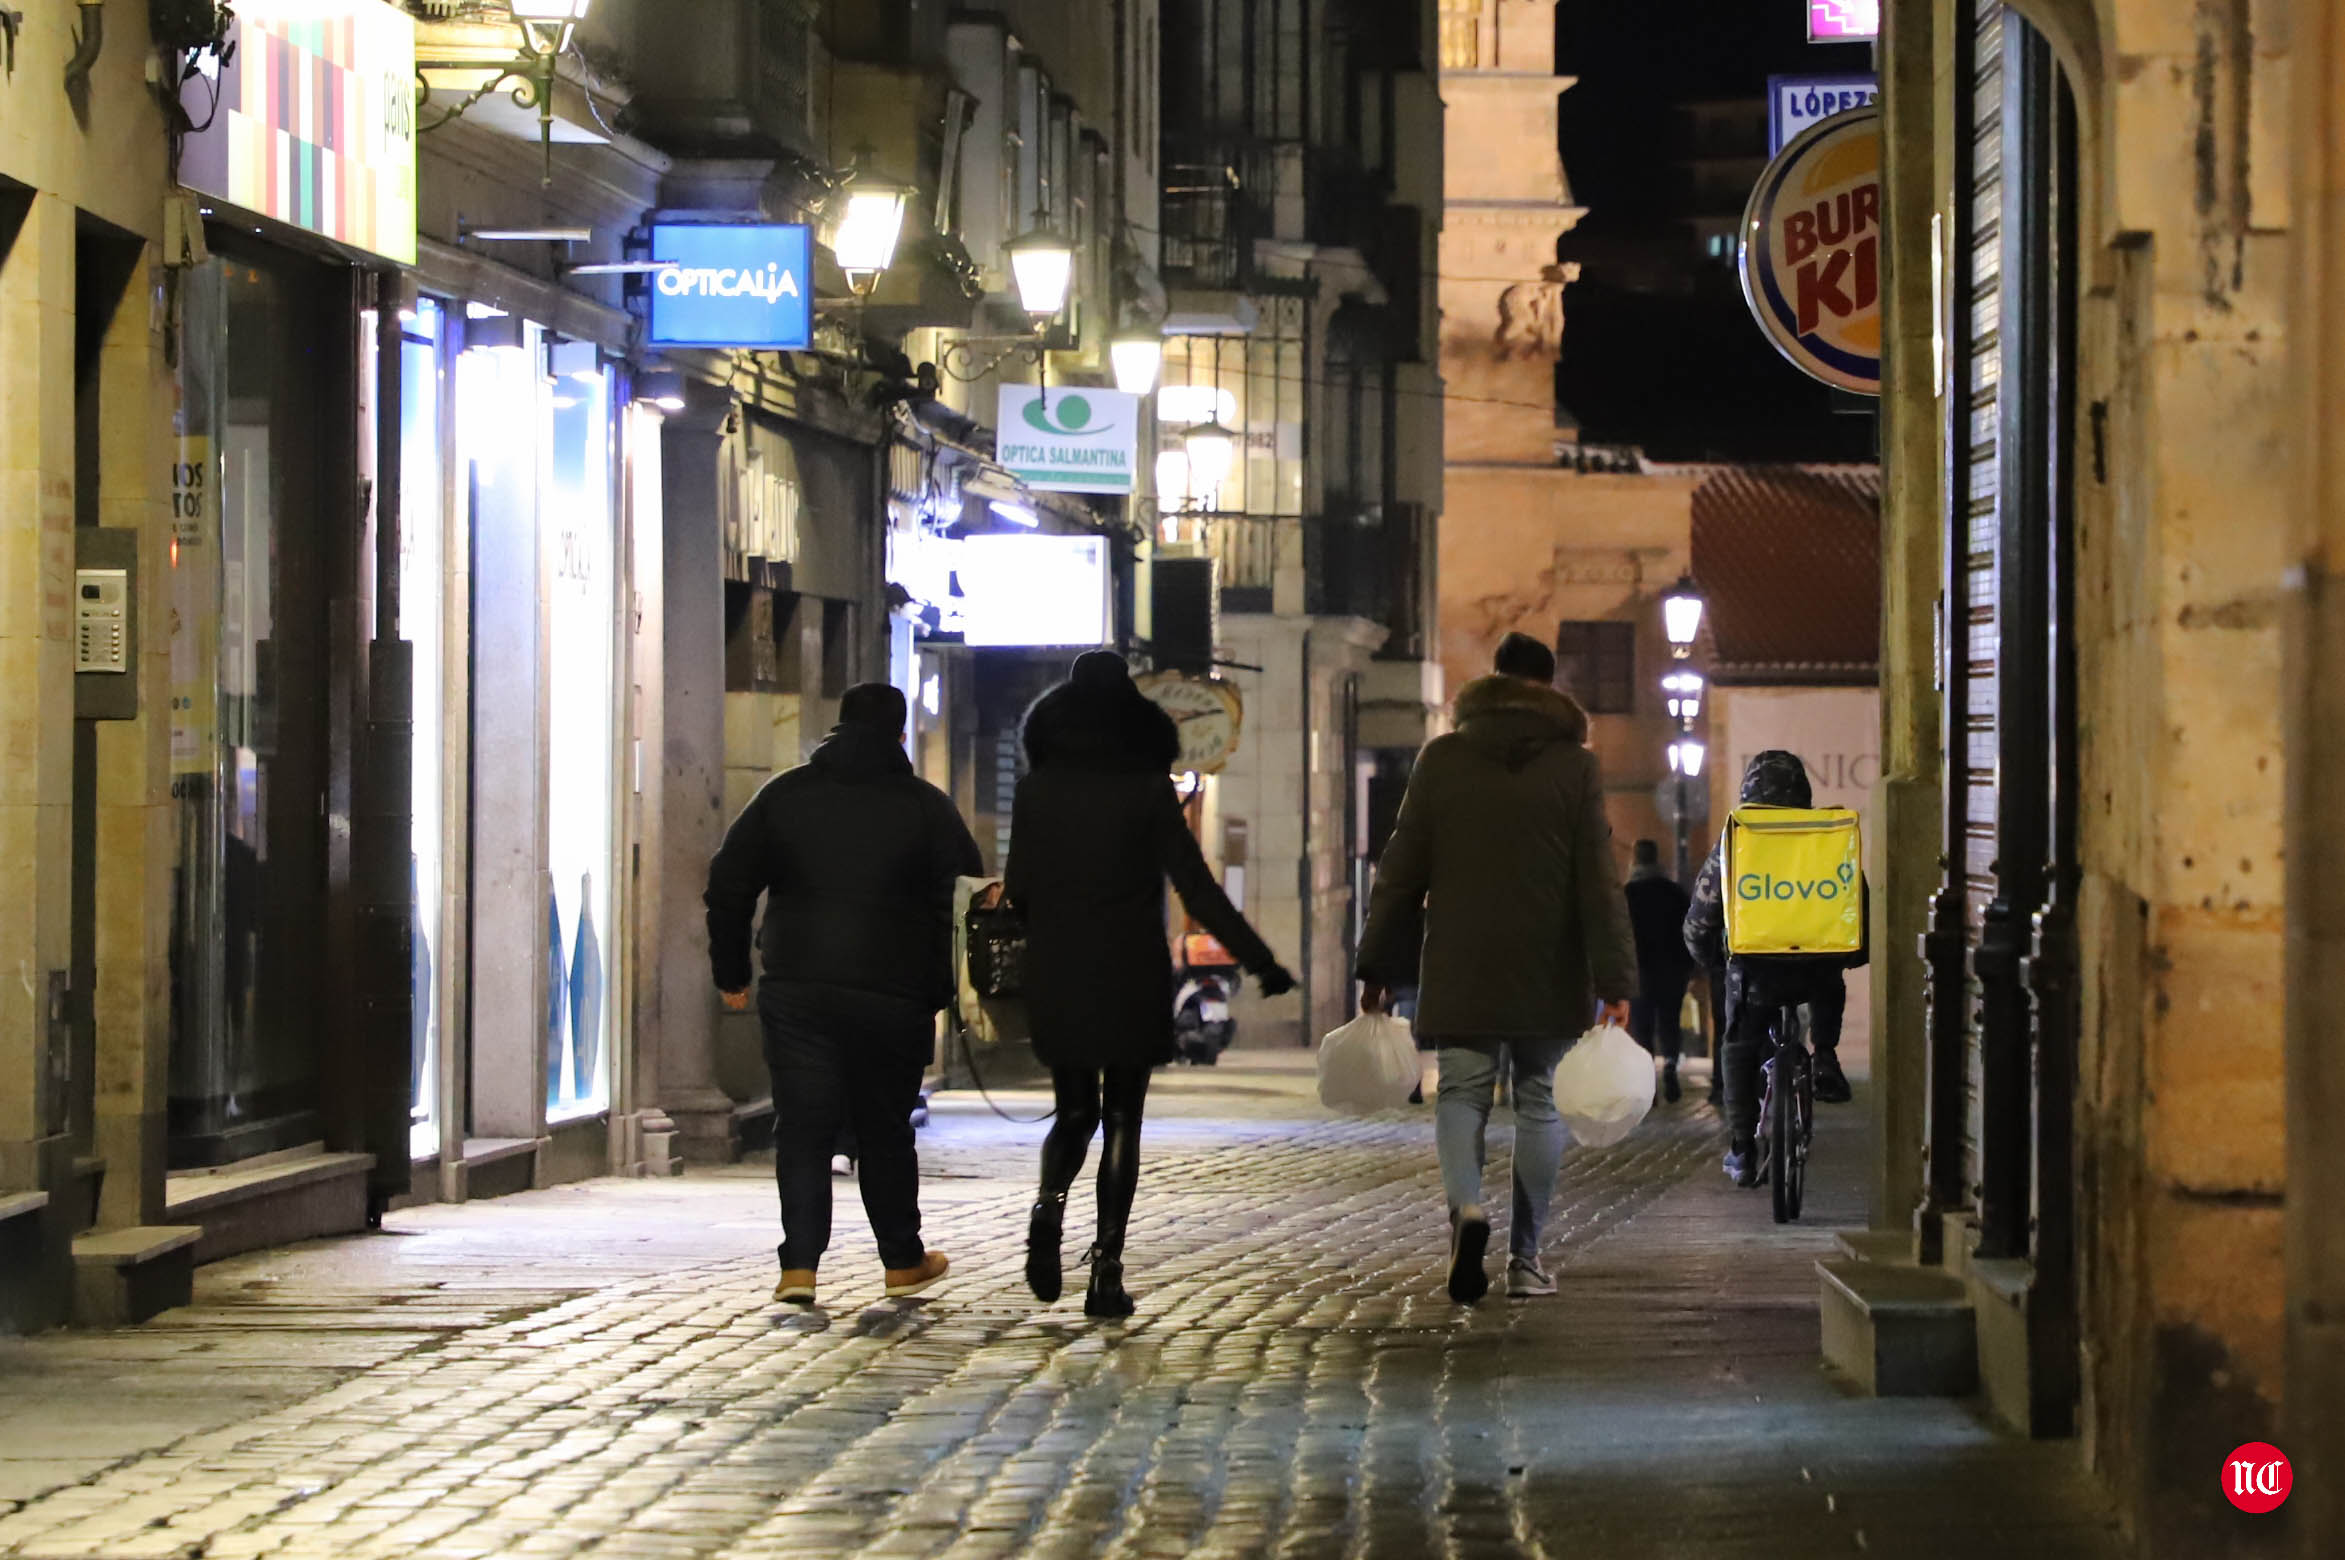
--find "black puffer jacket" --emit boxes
[1007,673,1279,1070]
[704,721,983,1007]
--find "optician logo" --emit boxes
[1736,862,1858,902]
[1020,393,1122,436]
[2222,1443,2292,1514]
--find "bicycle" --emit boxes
[1753,999,1814,1223]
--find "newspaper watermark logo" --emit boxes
[2222,1443,2292,1514]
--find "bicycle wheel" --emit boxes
[1783,1011,1810,1222]
[1769,1029,1795,1224]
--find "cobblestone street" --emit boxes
[0,1055,2125,1559]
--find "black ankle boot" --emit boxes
[1026,1197,1066,1302]
[1083,1247,1135,1319]
[1662,1063,1682,1103]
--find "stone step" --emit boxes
[1817,1256,1980,1397]
[165,1148,373,1264]
[71,1225,202,1326]
[1833,1227,1916,1266]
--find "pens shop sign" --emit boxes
[1737,106,1881,396]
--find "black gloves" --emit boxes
[1255,963,1298,997]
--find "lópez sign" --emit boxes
[647,225,812,349]
[1737,106,1881,396]
[997,386,1142,495]
[1768,74,1877,155]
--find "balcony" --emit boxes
[1161,138,1390,290]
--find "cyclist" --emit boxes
[1682,750,1868,1186]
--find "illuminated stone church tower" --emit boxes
[1436,0,1585,463]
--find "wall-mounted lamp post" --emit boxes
[1111,329,1165,396]
[1662,573,1706,658]
[833,181,910,298]
[1006,220,1076,321]
[416,0,593,186]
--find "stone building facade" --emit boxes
[1855,0,2336,1553]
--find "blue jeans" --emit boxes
[1436,1036,1571,1261]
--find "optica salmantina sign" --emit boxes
[997,386,1142,495]
[1737,106,1881,396]
[177,0,419,265]
[647,225,813,350]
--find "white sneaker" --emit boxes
[1506,1257,1557,1297]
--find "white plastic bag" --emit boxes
[1317,1012,1422,1113]
[1551,1023,1654,1147]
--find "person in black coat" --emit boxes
[1623,839,1696,1102]
[1006,651,1296,1317]
[705,682,983,1307]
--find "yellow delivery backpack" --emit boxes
[1722,805,1863,956]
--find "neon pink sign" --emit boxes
[1808,1,1879,42]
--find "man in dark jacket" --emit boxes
[705,682,983,1307]
[1623,839,1695,1102]
[1357,631,1639,1304]
[1683,749,1864,1187]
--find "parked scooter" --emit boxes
[1173,933,1240,1064]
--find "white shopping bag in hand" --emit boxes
[1317,1012,1422,1113]
[1552,1023,1654,1147]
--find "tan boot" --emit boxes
[772,1268,818,1305]
[883,1251,950,1298]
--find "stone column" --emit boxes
[1871,0,1942,1239]
[2286,1,2345,1549]
[655,415,740,1160]
[0,195,80,1325]
[90,235,172,1229]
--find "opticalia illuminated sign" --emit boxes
[997,386,1142,495]
[1737,107,1881,396]
[646,225,813,350]
[1769,75,1878,155]
[177,0,419,265]
[1807,0,1878,42]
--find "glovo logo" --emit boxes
[1021,392,1114,436]
[1736,860,1858,904]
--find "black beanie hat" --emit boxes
[1071,650,1132,689]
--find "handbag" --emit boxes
[965,891,1027,1000]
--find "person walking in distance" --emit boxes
[1010,651,1296,1318]
[1623,839,1696,1102]
[1357,632,1639,1303]
[705,682,983,1307]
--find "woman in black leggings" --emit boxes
[1006,653,1294,1317]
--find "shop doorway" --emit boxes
[165,236,350,1168]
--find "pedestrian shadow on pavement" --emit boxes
[849,1300,937,1340]
[773,1306,833,1334]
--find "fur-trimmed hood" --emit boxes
[1451,674,1590,771]
[1022,681,1180,774]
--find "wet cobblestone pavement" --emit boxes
[0,1055,2126,1559]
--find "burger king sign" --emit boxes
[1738,106,1882,396]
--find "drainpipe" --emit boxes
[63,0,102,94]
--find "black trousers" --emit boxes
[1039,1066,1152,1258]
[759,983,932,1272]
[1722,972,1846,1137]
[1629,966,1692,1064]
